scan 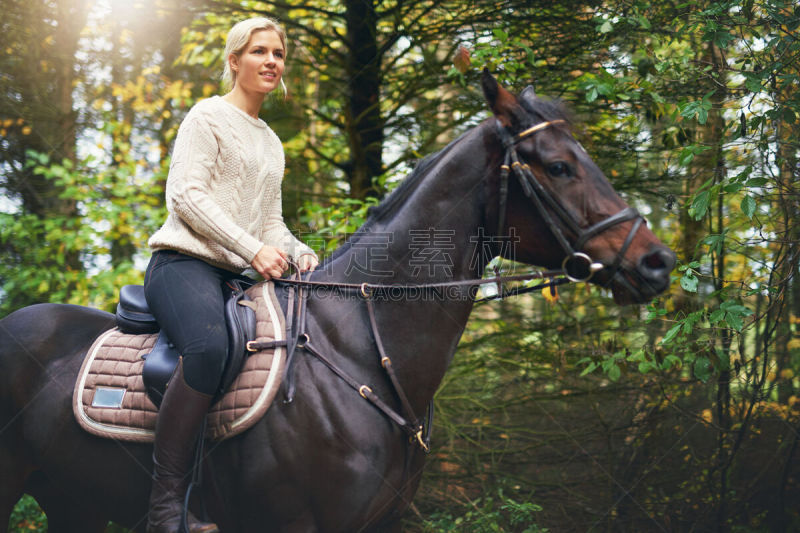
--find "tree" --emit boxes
[0,0,209,314]
[0,0,89,310]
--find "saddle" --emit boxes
[115,279,257,406]
[74,281,288,442]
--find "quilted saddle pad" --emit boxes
[73,281,286,442]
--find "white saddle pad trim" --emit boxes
[226,281,285,434]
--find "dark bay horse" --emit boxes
[0,71,675,532]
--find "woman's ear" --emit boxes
[228,53,239,73]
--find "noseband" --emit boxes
[494,119,644,284]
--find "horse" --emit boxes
[0,70,675,532]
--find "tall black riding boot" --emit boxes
[147,359,219,533]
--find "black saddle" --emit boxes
[115,280,257,406]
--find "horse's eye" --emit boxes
[547,161,571,178]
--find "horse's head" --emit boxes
[481,70,675,304]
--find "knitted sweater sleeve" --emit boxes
[166,113,263,262]
[262,184,317,262]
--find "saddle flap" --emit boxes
[141,332,180,408]
[220,278,258,396]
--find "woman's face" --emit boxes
[232,29,285,96]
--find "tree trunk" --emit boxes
[344,0,384,199]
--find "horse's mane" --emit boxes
[321,130,472,267]
[518,91,573,130]
[318,94,570,268]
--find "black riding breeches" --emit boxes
[144,250,244,395]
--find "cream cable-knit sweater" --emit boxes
[148,96,316,272]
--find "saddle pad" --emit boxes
[73,281,286,442]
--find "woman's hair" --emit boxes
[222,17,288,93]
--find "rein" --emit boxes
[273,268,569,300]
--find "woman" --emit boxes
[143,17,318,533]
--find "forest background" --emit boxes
[1,0,798,531]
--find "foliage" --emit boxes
[7,495,46,533]
[571,0,799,384]
[297,196,380,260]
[0,149,165,313]
[419,490,547,533]
[8,495,130,533]
[2,0,800,531]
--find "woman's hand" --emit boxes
[297,253,319,273]
[251,245,289,280]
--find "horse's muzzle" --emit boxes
[636,245,676,294]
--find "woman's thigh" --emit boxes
[144,251,229,393]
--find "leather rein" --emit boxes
[253,119,645,453]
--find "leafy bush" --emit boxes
[421,491,547,533]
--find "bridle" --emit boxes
[494,119,644,286]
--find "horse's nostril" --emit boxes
[638,247,676,279]
[644,252,665,269]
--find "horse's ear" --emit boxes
[520,85,536,102]
[481,68,518,127]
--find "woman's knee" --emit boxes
[181,324,228,394]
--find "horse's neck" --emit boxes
[330,126,491,283]
[323,124,492,410]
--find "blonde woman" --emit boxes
[143,17,318,533]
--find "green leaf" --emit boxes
[689,190,710,220]
[745,177,768,187]
[662,323,682,345]
[694,356,713,382]
[745,74,763,93]
[680,273,698,292]
[702,234,725,254]
[662,354,682,370]
[626,349,645,363]
[709,309,725,323]
[683,311,702,334]
[721,301,753,316]
[741,195,756,218]
[492,28,508,41]
[726,312,743,331]
[579,361,597,376]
